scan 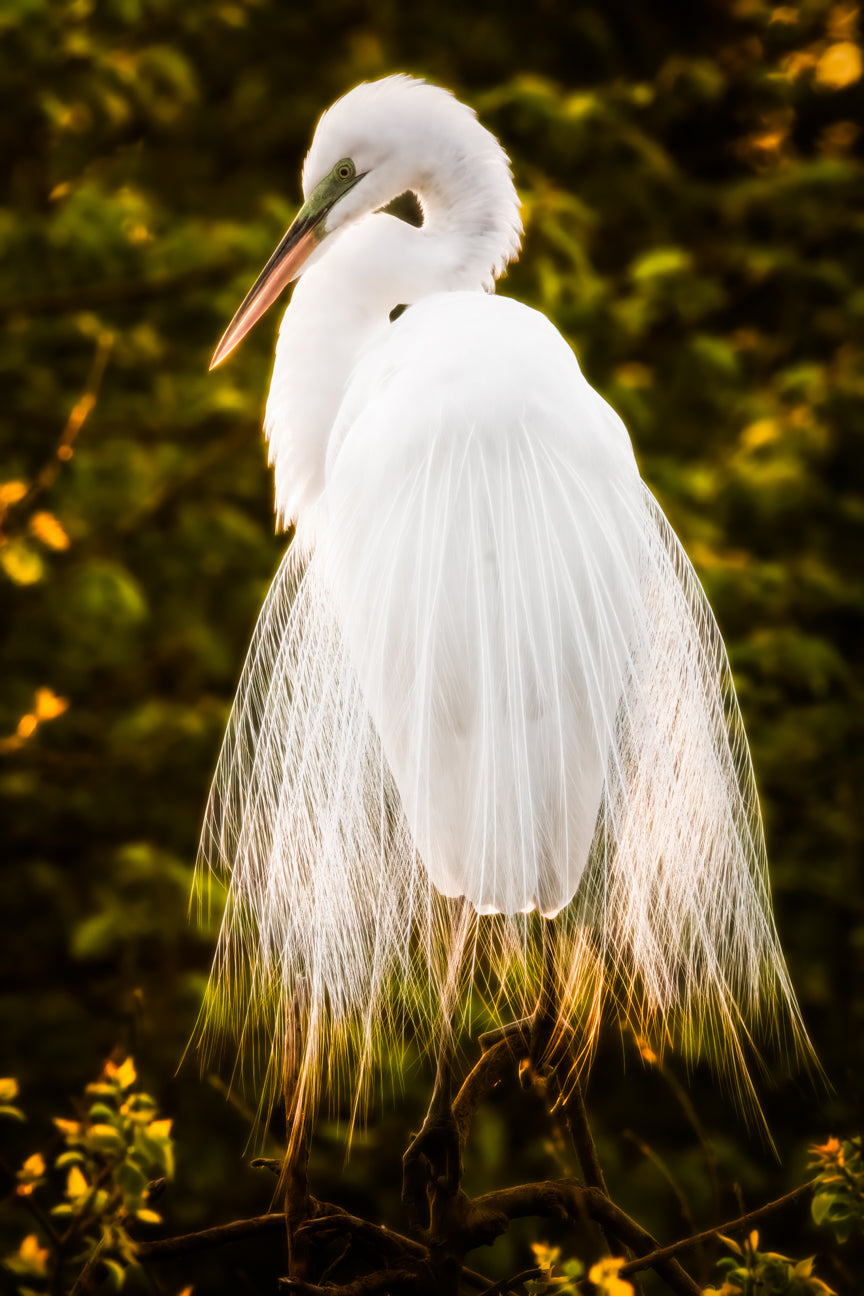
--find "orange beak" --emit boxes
[209,209,324,369]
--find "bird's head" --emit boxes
[210,76,520,368]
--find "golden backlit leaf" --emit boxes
[20,1153,46,1180]
[34,688,69,721]
[16,715,38,740]
[741,418,780,451]
[587,1257,635,1296]
[781,50,818,79]
[66,1164,89,1199]
[19,1234,49,1273]
[54,1117,82,1137]
[0,481,28,509]
[530,1241,561,1272]
[30,511,70,551]
[0,540,44,585]
[135,1208,163,1224]
[115,1057,137,1090]
[815,41,863,88]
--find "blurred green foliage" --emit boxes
[811,1136,864,1244]
[1,0,863,1292]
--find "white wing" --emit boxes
[322,293,642,916]
[199,291,806,1120]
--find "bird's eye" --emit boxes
[335,159,355,182]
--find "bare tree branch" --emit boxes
[618,1178,819,1278]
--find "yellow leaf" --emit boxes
[16,714,38,739]
[66,1165,89,1199]
[781,49,818,79]
[815,41,863,89]
[34,688,69,721]
[115,1057,137,1089]
[147,1118,173,1139]
[717,1233,742,1255]
[20,1153,45,1180]
[741,418,779,451]
[19,1234,49,1274]
[530,1241,561,1272]
[587,1257,634,1296]
[89,1122,126,1148]
[135,1208,163,1225]
[0,480,28,508]
[53,1118,81,1137]
[29,511,70,551]
[0,539,44,585]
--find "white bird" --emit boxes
[200,75,809,1135]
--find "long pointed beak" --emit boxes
[209,210,324,369]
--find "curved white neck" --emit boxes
[264,218,477,537]
[264,151,521,540]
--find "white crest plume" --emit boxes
[198,76,812,1137]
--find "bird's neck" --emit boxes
[411,151,522,292]
[264,215,435,538]
[264,162,521,540]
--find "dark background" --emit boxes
[1,0,862,1291]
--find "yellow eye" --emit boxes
[335,159,355,181]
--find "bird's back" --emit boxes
[320,292,644,914]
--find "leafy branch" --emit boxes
[1,1060,174,1295]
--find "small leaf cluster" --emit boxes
[810,1137,864,1245]
[525,1242,634,1296]
[1,1058,174,1296]
[704,1231,835,1296]
[525,1241,586,1294]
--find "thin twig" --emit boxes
[557,1078,608,1195]
[462,1182,700,1296]
[136,1211,287,1259]
[296,1209,493,1289]
[621,1129,697,1241]
[478,1266,543,1295]
[250,1157,284,1176]
[618,1178,819,1278]
[543,1066,624,1265]
[279,1270,424,1295]
[0,1156,64,1251]
[7,332,113,526]
[633,1035,721,1224]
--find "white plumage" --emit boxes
[200,75,808,1126]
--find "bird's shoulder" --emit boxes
[345,290,588,415]
[327,290,636,487]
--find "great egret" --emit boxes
[200,75,809,1136]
